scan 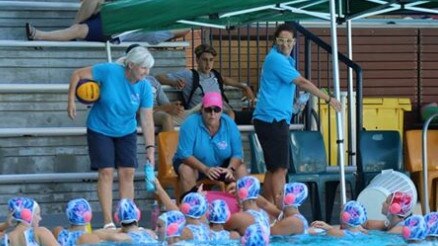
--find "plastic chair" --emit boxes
[288,131,356,222]
[405,130,438,212]
[157,131,225,202]
[248,132,266,183]
[357,130,404,192]
[157,131,181,200]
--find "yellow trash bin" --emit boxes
[318,97,411,165]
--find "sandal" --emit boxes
[103,222,116,230]
[25,23,36,41]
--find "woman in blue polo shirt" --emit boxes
[173,92,246,193]
[67,46,156,230]
[253,23,342,208]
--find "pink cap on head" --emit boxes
[202,92,222,109]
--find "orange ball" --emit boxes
[75,79,100,104]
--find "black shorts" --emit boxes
[87,128,138,170]
[253,119,290,172]
[173,158,230,181]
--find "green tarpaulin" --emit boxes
[101,0,438,35]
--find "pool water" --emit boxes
[93,231,438,245]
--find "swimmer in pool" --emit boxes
[312,200,368,238]
[363,191,414,234]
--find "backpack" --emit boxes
[184,69,229,109]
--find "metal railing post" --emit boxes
[421,112,438,214]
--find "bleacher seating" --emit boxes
[0,0,252,227]
[0,0,189,227]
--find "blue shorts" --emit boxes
[87,128,138,170]
[82,13,106,42]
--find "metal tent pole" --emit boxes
[105,41,112,62]
[329,0,347,205]
[346,20,356,167]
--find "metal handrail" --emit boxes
[0,84,174,93]
[0,125,304,137]
[0,172,146,184]
[421,112,438,214]
[0,40,189,62]
[0,40,189,48]
[0,1,80,10]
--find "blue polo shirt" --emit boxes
[87,63,153,137]
[253,47,301,123]
[173,113,243,167]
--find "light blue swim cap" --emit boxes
[341,200,367,227]
[66,198,92,225]
[241,223,269,246]
[425,212,438,237]
[114,199,141,225]
[158,210,186,238]
[237,176,260,202]
[8,197,37,224]
[403,215,427,241]
[283,182,308,208]
[207,199,230,224]
[180,192,208,219]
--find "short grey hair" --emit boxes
[122,46,155,68]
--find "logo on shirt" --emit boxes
[130,93,140,104]
[216,141,228,150]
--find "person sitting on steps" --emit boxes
[156,43,256,120]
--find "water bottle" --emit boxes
[144,161,156,192]
[150,200,160,229]
[293,92,310,114]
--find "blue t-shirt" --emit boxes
[173,114,243,167]
[88,63,153,137]
[253,47,301,123]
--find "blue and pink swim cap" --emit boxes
[424,212,438,237]
[341,200,367,227]
[283,182,308,208]
[237,176,260,202]
[66,198,92,225]
[114,199,141,225]
[241,223,270,246]
[207,199,231,224]
[388,191,414,217]
[180,192,208,219]
[402,215,427,241]
[8,197,38,225]
[158,210,186,238]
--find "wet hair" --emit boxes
[194,44,217,59]
[179,185,199,204]
[273,23,297,41]
[121,221,137,227]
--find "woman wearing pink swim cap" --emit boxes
[173,92,248,194]
[3,197,59,246]
[363,191,414,234]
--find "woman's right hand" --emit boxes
[204,166,222,180]
[67,100,76,120]
[311,220,332,230]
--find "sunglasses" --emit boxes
[276,38,295,45]
[203,106,222,113]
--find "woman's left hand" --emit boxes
[329,97,342,112]
[220,167,235,181]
